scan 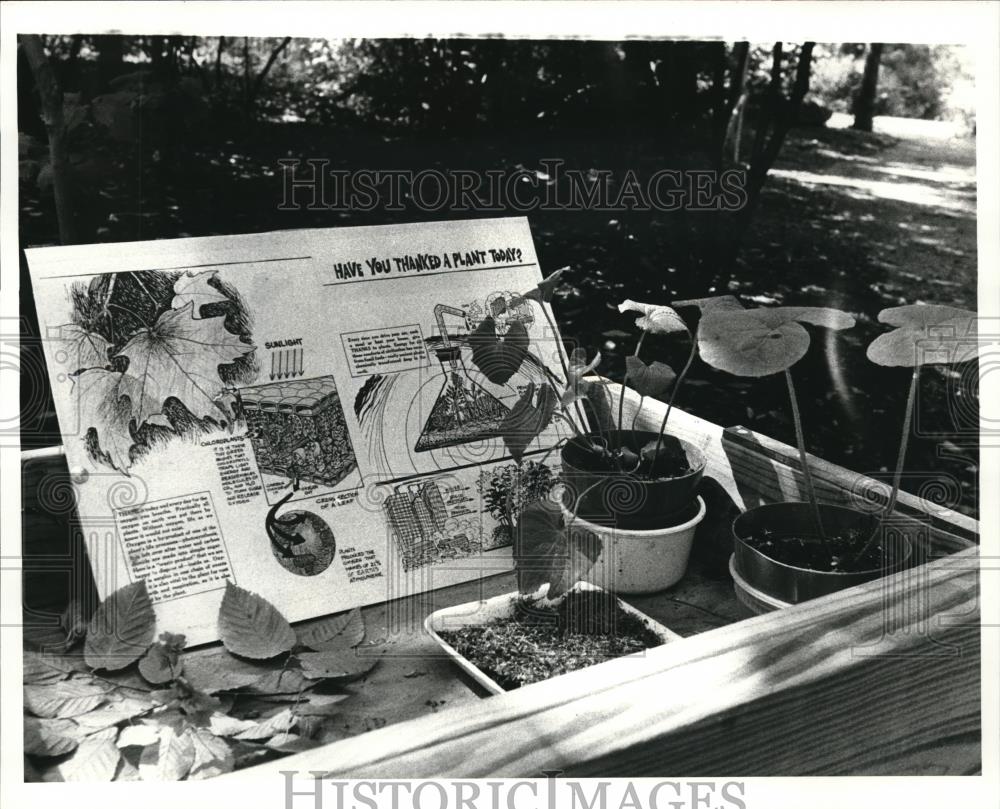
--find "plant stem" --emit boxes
[631,395,644,434]
[784,369,831,556]
[599,379,622,470]
[617,331,647,441]
[540,303,590,436]
[853,366,920,564]
[650,330,696,477]
[884,366,920,521]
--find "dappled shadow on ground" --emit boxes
[681,122,977,516]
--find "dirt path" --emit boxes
[765,115,977,310]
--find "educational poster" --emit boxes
[26,217,576,645]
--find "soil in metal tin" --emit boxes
[438,590,664,690]
[743,528,888,572]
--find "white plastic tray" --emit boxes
[424,582,683,694]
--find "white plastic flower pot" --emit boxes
[576,495,707,594]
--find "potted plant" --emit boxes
[560,298,707,528]
[469,269,708,593]
[425,497,681,692]
[698,302,976,608]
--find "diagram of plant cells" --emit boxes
[240,375,357,488]
[383,479,482,572]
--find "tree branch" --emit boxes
[249,36,292,106]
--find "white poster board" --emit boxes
[26,217,574,645]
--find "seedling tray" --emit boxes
[424,582,683,694]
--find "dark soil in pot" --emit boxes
[560,430,705,529]
[437,590,664,690]
[732,502,912,603]
[742,528,888,571]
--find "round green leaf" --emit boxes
[84,581,156,671]
[867,304,978,367]
[217,581,296,660]
[699,306,855,377]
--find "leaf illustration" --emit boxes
[59,324,112,371]
[618,300,688,334]
[57,727,120,782]
[186,726,234,780]
[116,302,251,425]
[171,271,228,316]
[84,580,156,671]
[24,680,109,718]
[74,368,155,471]
[498,382,558,463]
[469,316,530,384]
[24,717,80,757]
[867,304,978,367]
[699,306,855,377]
[297,650,378,681]
[625,356,676,398]
[296,607,365,652]
[138,632,186,684]
[514,500,602,599]
[217,581,296,660]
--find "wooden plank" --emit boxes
[593,382,978,552]
[721,424,979,543]
[229,547,980,778]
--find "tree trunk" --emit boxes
[21,35,77,245]
[248,36,292,110]
[852,43,883,132]
[709,42,815,283]
[95,34,123,87]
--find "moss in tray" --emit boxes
[439,590,664,690]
